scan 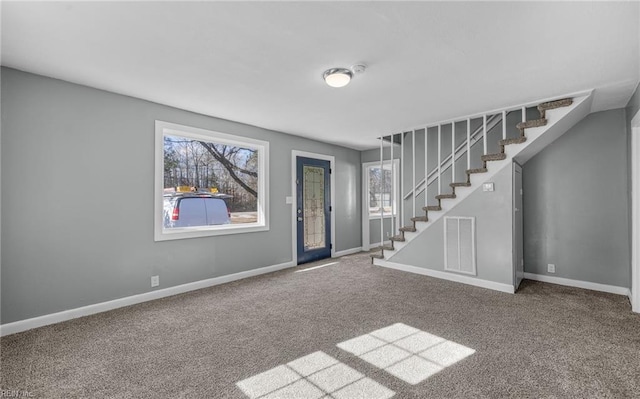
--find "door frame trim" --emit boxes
[631,110,640,313]
[291,150,336,265]
[512,161,524,290]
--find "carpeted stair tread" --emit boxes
[423,205,442,211]
[435,193,456,200]
[369,252,384,259]
[517,118,547,130]
[411,216,428,222]
[538,98,573,117]
[450,182,471,187]
[399,226,417,232]
[466,168,488,174]
[481,153,507,162]
[499,137,527,146]
[390,235,405,242]
[375,245,394,251]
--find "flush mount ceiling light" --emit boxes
[323,68,352,88]
[322,64,366,88]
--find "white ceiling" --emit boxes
[2,1,639,150]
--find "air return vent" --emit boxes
[444,216,476,275]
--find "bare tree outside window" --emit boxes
[164,135,258,223]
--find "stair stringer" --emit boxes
[373,91,593,291]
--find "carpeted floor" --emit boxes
[1,251,639,398]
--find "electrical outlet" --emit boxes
[151,275,160,287]
[547,264,556,274]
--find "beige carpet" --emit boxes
[2,252,639,398]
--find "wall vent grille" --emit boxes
[444,216,476,275]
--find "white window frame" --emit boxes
[363,159,400,220]
[361,159,399,251]
[154,121,269,241]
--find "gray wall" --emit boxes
[369,218,394,246]
[389,164,514,286]
[523,109,630,287]
[361,145,400,164]
[1,68,362,324]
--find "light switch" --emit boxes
[285,196,293,204]
[483,182,495,192]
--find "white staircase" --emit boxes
[370,91,594,289]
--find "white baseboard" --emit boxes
[523,273,631,297]
[0,261,295,337]
[333,247,363,257]
[375,259,515,294]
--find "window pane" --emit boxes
[163,134,258,228]
[368,165,394,217]
[303,165,325,250]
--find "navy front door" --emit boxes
[296,157,331,264]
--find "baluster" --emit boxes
[483,115,488,155]
[522,106,526,123]
[437,125,442,195]
[424,127,428,208]
[401,132,404,227]
[412,130,416,218]
[391,133,395,235]
[502,110,507,140]
[466,118,471,171]
[379,137,383,245]
[451,121,456,184]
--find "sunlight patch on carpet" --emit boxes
[337,323,475,385]
[295,262,339,273]
[236,351,394,399]
[236,323,474,397]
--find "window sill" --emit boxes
[154,223,269,241]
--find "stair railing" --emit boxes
[375,91,586,256]
[377,110,505,247]
[403,113,503,202]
